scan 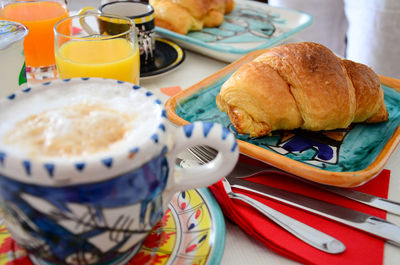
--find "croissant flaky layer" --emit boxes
[216,42,389,137]
[149,0,235,35]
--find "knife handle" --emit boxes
[230,192,346,254]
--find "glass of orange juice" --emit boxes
[0,0,68,79]
[54,13,140,84]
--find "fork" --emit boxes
[184,146,346,254]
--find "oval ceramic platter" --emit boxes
[155,0,312,63]
[165,49,400,188]
[0,188,225,265]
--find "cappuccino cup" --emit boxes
[0,78,238,265]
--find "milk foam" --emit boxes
[0,81,162,161]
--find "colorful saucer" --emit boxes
[0,188,225,265]
[140,38,185,79]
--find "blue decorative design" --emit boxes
[183,124,194,138]
[231,141,238,152]
[75,163,85,171]
[0,152,5,167]
[202,122,214,137]
[154,99,162,105]
[159,124,166,132]
[129,147,139,155]
[282,136,333,161]
[42,82,51,85]
[151,134,159,143]
[132,85,141,90]
[222,127,230,140]
[7,94,15,100]
[161,110,167,118]
[62,79,71,82]
[146,91,153,97]
[0,151,170,264]
[101,158,113,168]
[23,160,31,176]
[81,78,90,81]
[22,87,31,93]
[44,163,55,177]
[181,191,186,199]
[199,234,207,243]
[188,223,195,231]
[161,146,168,155]
[117,80,124,84]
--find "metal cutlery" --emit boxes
[228,176,400,247]
[221,178,346,254]
[187,145,400,247]
[175,156,346,254]
[188,145,400,216]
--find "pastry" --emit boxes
[149,0,235,35]
[216,42,388,137]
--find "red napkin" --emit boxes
[209,155,390,265]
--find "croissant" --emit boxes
[216,42,388,137]
[149,0,235,35]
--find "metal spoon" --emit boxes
[222,178,346,254]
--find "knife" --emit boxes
[227,175,400,247]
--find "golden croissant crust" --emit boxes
[216,42,388,137]
[149,0,235,35]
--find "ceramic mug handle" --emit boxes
[169,121,239,191]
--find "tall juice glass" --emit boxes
[0,0,68,79]
[54,13,140,84]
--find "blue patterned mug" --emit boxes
[0,78,238,265]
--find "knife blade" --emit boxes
[315,184,400,216]
[228,176,400,247]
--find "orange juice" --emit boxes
[55,38,140,84]
[0,1,68,67]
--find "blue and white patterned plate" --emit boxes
[155,0,312,62]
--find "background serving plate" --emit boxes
[165,49,400,188]
[155,0,312,62]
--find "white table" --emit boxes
[141,49,400,265]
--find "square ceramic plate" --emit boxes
[165,49,400,188]
[155,0,312,62]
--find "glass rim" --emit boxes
[54,13,135,41]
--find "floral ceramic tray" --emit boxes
[165,49,400,188]
[155,0,312,62]
[0,188,225,265]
